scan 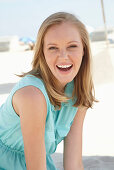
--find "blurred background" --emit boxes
[0,0,114,157]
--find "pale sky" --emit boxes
[0,0,114,39]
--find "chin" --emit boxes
[60,79,73,86]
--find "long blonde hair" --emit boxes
[21,12,96,109]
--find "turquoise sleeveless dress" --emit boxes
[0,75,78,170]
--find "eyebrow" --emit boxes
[47,43,57,46]
[67,41,80,44]
[47,41,80,46]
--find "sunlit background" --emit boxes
[0,0,114,160]
[0,0,114,38]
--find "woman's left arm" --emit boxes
[63,107,87,170]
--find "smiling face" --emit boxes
[43,22,84,89]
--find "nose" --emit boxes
[59,49,68,59]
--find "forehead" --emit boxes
[44,22,82,43]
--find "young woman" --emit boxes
[0,12,96,170]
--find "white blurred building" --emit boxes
[0,36,30,52]
[89,27,114,42]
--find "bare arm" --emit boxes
[63,107,87,170]
[13,86,47,170]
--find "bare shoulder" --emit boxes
[70,106,87,130]
[77,106,87,115]
[12,86,47,117]
[74,106,87,123]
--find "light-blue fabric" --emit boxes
[0,75,78,170]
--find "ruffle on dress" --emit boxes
[0,139,26,170]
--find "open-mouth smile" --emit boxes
[56,64,73,71]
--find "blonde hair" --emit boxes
[21,12,96,109]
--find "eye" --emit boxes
[48,46,58,50]
[68,45,77,48]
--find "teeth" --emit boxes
[57,65,72,68]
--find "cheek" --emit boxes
[72,50,83,62]
[73,56,83,71]
[44,50,57,62]
[44,53,55,69]
[44,51,50,63]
